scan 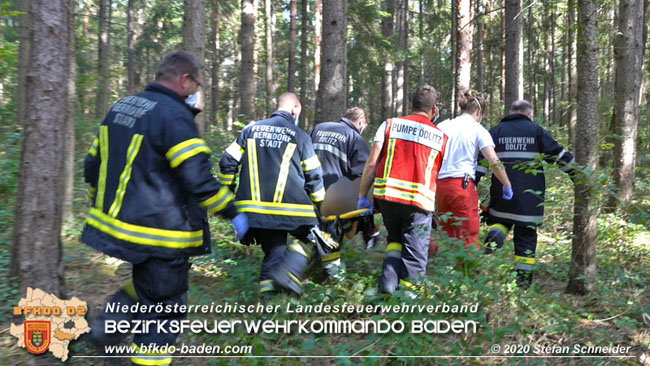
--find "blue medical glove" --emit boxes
[357,197,374,216]
[231,213,249,241]
[502,185,514,200]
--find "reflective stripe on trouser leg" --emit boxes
[274,239,314,293]
[484,223,510,253]
[259,280,275,293]
[131,343,172,366]
[379,242,402,295]
[513,225,537,286]
[514,255,535,286]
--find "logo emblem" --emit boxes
[24,321,50,354]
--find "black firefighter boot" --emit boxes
[87,284,138,347]
[269,239,314,296]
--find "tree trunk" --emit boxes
[299,0,310,125]
[568,0,578,149]
[240,0,257,122]
[381,0,394,121]
[96,0,111,119]
[316,0,347,122]
[11,0,69,297]
[566,0,599,296]
[16,0,30,126]
[455,0,473,115]
[183,0,207,135]
[394,0,407,116]
[311,0,322,126]
[475,0,485,93]
[608,0,645,209]
[210,0,220,128]
[288,0,298,92]
[504,0,523,111]
[265,0,277,114]
[63,0,77,225]
[127,0,136,95]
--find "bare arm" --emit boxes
[480,145,511,187]
[359,141,383,199]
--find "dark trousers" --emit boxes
[248,227,313,292]
[484,218,538,281]
[98,257,190,365]
[376,199,433,294]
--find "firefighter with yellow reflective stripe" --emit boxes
[477,100,576,288]
[358,86,448,295]
[82,51,249,366]
[219,92,327,297]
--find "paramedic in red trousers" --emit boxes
[357,85,448,295]
[219,92,326,297]
[310,107,380,269]
[436,89,513,249]
[82,51,249,366]
[478,100,575,287]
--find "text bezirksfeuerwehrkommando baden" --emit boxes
[103,302,480,335]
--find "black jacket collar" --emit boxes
[501,113,532,123]
[340,118,361,134]
[271,110,296,125]
[146,83,201,116]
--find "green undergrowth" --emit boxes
[0,128,649,365]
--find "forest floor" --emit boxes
[0,126,649,365]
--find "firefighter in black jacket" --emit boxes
[310,107,380,274]
[477,100,575,287]
[82,51,248,366]
[219,92,326,297]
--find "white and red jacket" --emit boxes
[373,115,448,212]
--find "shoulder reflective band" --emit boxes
[108,134,144,217]
[88,137,99,157]
[313,143,348,164]
[235,200,316,217]
[488,208,543,224]
[96,126,109,211]
[86,208,203,248]
[165,138,212,169]
[383,138,397,177]
[301,154,321,172]
[225,140,245,162]
[246,139,261,201]
[496,151,540,160]
[199,186,234,214]
[273,143,297,203]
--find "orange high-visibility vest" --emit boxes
[374,115,448,212]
